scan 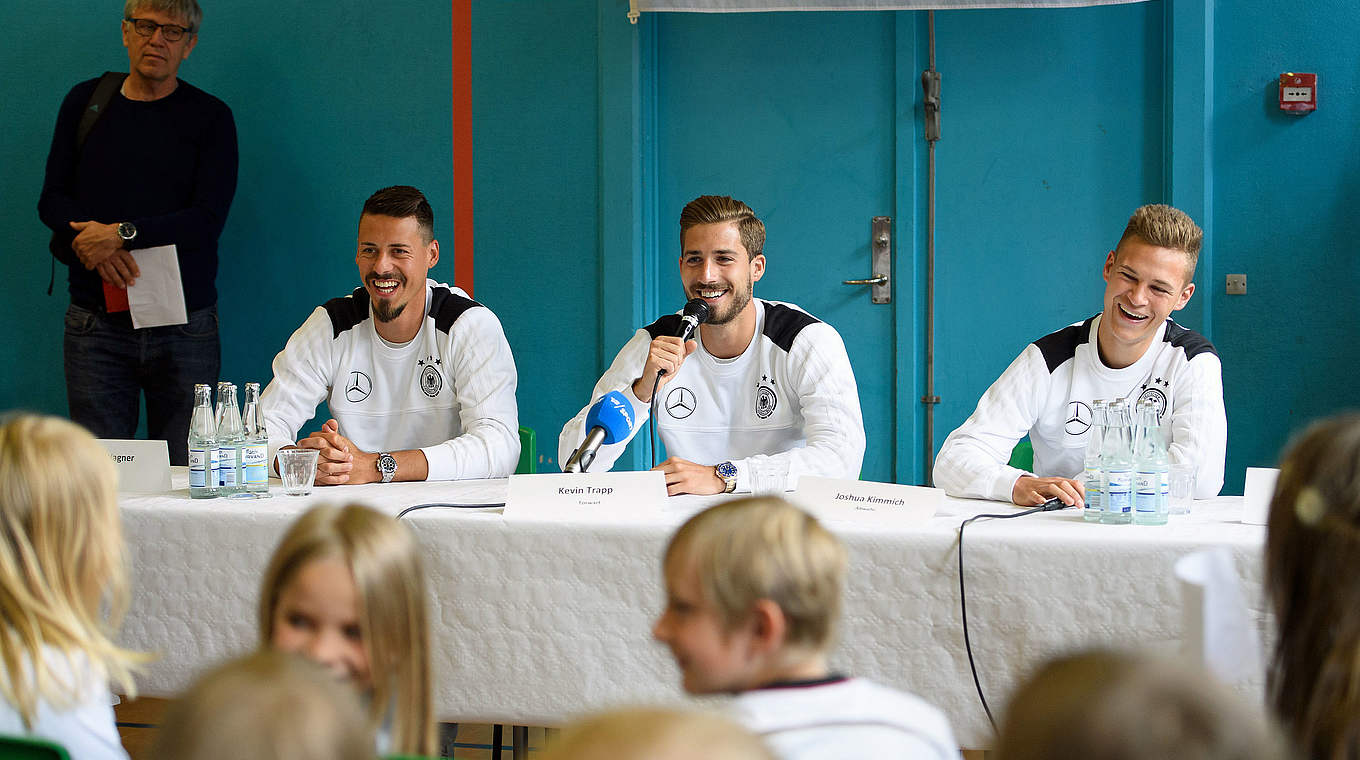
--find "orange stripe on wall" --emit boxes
[452,0,474,296]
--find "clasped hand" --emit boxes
[69,221,140,287]
[296,419,377,485]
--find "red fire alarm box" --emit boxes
[1279,72,1317,113]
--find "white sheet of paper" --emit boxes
[98,439,173,493]
[1175,547,1262,685]
[1241,467,1279,526]
[791,476,940,526]
[504,471,667,524]
[126,244,188,329]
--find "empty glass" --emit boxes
[277,448,319,496]
[1169,463,1197,515]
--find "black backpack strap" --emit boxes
[76,71,125,150]
[49,71,125,296]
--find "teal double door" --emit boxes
[642,5,1165,484]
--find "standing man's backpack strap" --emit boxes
[48,71,125,296]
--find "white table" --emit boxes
[118,470,1266,747]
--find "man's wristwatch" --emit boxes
[116,222,137,244]
[376,452,397,483]
[715,461,738,494]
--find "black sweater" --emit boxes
[39,76,238,312]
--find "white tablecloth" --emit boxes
[118,470,1265,747]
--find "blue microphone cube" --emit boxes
[586,390,634,445]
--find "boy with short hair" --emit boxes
[653,497,960,759]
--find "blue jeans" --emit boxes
[64,304,220,465]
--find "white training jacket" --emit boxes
[934,314,1226,501]
[261,279,519,481]
[559,299,864,493]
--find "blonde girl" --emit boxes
[258,503,434,755]
[0,415,147,759]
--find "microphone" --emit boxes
[657,298,711,380]
[675,297,710,342]
[563,390,635,473]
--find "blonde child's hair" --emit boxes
[663,497,847,654]
[1265,413,1360,760]
[0,414,147,728]
[258,504,434,755]
[152,650,375,760]
[543,707,775,760]
[995,650,1288,760]
[1115,203,1204,283]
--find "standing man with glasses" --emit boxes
[39,0,237,464]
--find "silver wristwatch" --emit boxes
[377,452,397,483]
[117,221,137,244]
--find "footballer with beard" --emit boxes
[559,195,865,495]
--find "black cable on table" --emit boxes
[957,498,1069,731]
[396,502,506,519]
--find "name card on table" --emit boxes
[504,471,668,524]
[791,476,940,527]
[98,439,172,493]
[1242,467,1280,526]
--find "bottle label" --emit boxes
[243,443,268,486]
[1106,469,1131,514]
[219,447,238,486]
[189,448,207,488]
[1135,471,1158,513]
[1083,466,1103,511]
[209,448,221,485]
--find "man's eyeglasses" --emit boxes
[124,17,193,42]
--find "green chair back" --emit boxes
[1008,439,1034,472]
[0,735,72,760]
[516,426,537,475]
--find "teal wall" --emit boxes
[4,1,1355,490]
[472,1,604,472]
[1,0,453,435]
[1212,2,1360,488]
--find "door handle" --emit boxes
[843,274,888,285]
[843,217,891,304]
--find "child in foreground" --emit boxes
[543,707,774,760]
[151,650,375,760]
[258,503,434,755]
[1265,413,1360,760]
[0,414,148,760]
[994,650,1287,760]
[652,496,960,759]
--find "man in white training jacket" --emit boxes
[559,195,864,496]
[934,204,1225,507]
[261,185,518,485]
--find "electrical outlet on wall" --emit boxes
[1226,274,1247,295]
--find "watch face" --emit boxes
[117,222,136,240]
[717,462,737,479]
